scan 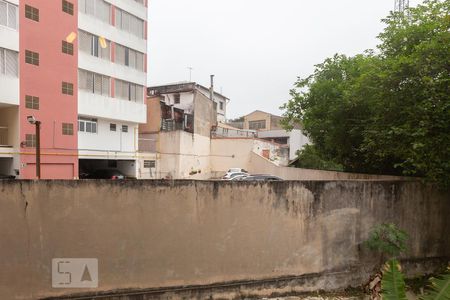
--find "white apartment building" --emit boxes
[77,0,148,178]
[0,0,19,177]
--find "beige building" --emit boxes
[138,82,217,179]
[242,110,310,161]
[243,110,284,131]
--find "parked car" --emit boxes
[0,174,15,180]
[241,174,283,181]
[222,168,248,180]
[86,169,126,180]
[230,174,249,181]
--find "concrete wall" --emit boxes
[0,180,448,300]
[249,152,409,181]
[140,97,162,134]
[193,91,216,137]
[158,131,212,179]
[210,137,288,175]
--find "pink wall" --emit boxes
[19,0,79,179]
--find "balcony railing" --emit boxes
[0,126,11,147]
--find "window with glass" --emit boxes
[78,69,110,96]
[121,125,128,133]
[115,44,144,71]
[174,93,180,104]
[62,41,74,55]
[143,160,156,169]
[25,50,39,66]
[62,123,74,135]
[115,8,144,38]
[78,118,97,133]
[78,30,110,60]
[62,0,74,15]
[114,79,144,102]
[25,134,36,147]
[0,48,18,77]
[0,0,18,28]
[25,95,39,110]
[78,0,110,23]
[62,82,74,95]
[249,120,266,130]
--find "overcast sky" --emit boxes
[147,0,423,119]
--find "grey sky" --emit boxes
[148,0,423,119]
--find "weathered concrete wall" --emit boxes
[0,180,448,300]
[194,90,216,137]
[248,152,408,181]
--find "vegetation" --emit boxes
[364,223,409,258]
[281,0,450,187]
[291,145,343,171]
[381,260,450,300]
[364,224,450,300]
[381,259,408,300]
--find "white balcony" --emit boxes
[78,13,147,54]
[104,0,147,21]
[78,52,146,86]
[0,75,19,106]
[78,91,147,124]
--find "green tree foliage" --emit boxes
[292,145,343,171]
[421,267,450,300]
[381,262,450,300]
[382,259,408,300]
[281,0,450,187]
[365,223,409,258]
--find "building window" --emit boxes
[62,41,74,55]
[78,0,111,23]
[0,1,18,29]
[62,82,74,95]
[143,160,156,168]
[25,50,39,66]
[219,101,224,110]
[78,69,110,96]
[134,0,145,5]
[78,30,110,60]
[25,95,39,110]
[121,125,128,133]
[115,44,144,71]
[62,0,74,15]
[115,8,144,38]
[78,118,97,133]
[114,79,144,102]
[0,48,18,77]
[110,123,116,131]
[25,134,36,147]
[249,120,266,130]
[173,93,181,104]
[24,4,39,22]
[62,123,74,135]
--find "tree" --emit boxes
[281,0,450,187]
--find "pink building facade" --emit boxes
[0,0,149,179]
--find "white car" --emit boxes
[222,168,248,180]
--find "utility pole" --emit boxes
[210,75,215,102]
[27,116,41,179]
[394,0,409,12]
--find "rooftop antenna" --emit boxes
[187,67,193,82]
[394,0,409,12]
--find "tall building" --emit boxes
[0,0,148,179]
